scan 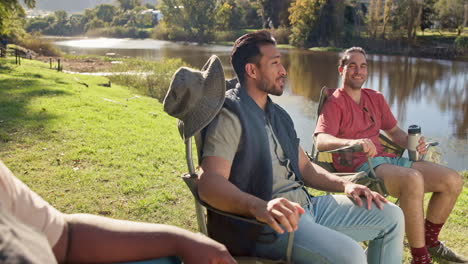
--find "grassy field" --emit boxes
[0,57,196,228]
[0,58,466,263]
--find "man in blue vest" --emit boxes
[197,30,405,264]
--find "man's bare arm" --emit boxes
[198,156,263,217]
[298,146,386,210]
[316,133,377,157]
[52,214,235,264]
[384,125,428,154]
[199,156,304,234]
[315,133,355,152]
[298,145,348,192]
[384,125,408,148]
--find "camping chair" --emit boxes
[309,86,438,197]
[180,130,295,264]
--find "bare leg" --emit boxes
[375,162,463,248]
[375,164,425,247]
[411,161,463,224]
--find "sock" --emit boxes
[411,246,431,264]
[425,219,444,248]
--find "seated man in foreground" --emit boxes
[198,30,405,264]
[0,160,235,264]
[314,47,466,264]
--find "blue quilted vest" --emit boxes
[206,86,303,256]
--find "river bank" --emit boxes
[34,33,468,61]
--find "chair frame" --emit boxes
[182,137,294,264]
[310,86,438,197]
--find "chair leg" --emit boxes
[286,232,294,264]
[195,201,208,235]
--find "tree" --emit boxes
[289,0,326,47]
[343,0,368,40]
[236,0,262,28]
[0,0,35,37]
[389,0,423,40]
[289,0,346,47]
[69,14,86,35]
[420,0,435,33]
[96,4,117,23]
[215,0,242,30]
[51,10,71,35]
[85,18,106,31]
[159,0,216,42]
[116,0,142,11]
[434,0,466,35]
[25,17,49,33]
[258,0,290,28]
[381,0,394,38]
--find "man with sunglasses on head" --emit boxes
[314,47,466,264]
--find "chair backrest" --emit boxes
[310,87,338,171]
[181,115,294,263]
[310,86,405,171]
[182,136,266,229]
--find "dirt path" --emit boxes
[35,56,115,72]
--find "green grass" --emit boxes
[108,57,187,102]
[0,57,195,228]
[417,29,468,37]
[308,47,344,52]
[0,57,466,262]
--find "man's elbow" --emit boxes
[197,173,212,203]
[52,219,69,263]
[315,133,326,151]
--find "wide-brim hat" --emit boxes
[163,55,226,141]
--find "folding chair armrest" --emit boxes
[420,141,438,161]
[182,173,265,226]
[324,144,363,153]
[182,173,294,263]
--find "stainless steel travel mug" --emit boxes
[408,125,421,161]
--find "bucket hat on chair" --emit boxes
[163,55,226,142]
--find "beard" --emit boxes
[258,76,285,96]
[345,76,365,90]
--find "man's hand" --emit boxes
[250,198,305,234]
[350,138,377,157]
[344,182,387,210]
[416,136,427,155]
[180,232,237,264]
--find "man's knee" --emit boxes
[444,169,463,194]
[328,240,366,264]
[382,203,405,232]
[382,202,404,220]
[398,169,425,197]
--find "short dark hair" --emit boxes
[339,47,367,68]
[231,30,276,84]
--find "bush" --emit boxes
[86,27,150,39]
[270,27,291,45]
[108,58,187,102]
[454,36,468,54]
[18,34,62,56]
[213,30,246,43]
[152,22,191,42]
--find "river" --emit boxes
[55,38,468,171]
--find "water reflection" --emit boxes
[55,39,468,170]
